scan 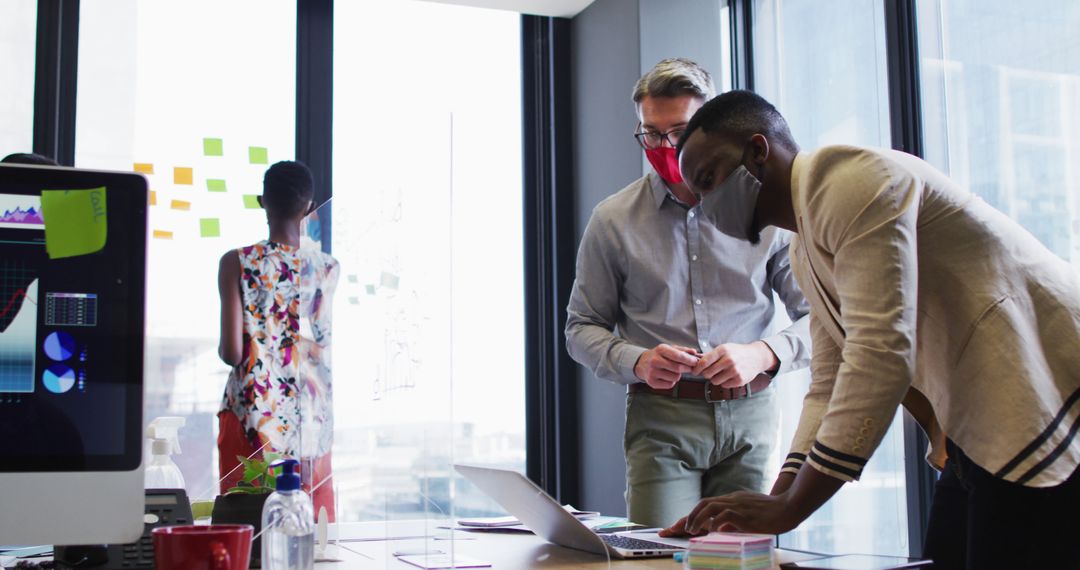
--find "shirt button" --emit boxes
[863,418,874,427]
[852,445,863,453]
[859,427,870,435]
[692,255,698,261]
[688,211,696,219]
[855,436,866,445]
[695,299,702,305]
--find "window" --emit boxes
[918,0,1080,265]
[332,1,525,521]
[0,0,36,156]
[75,0,296,500]
[753,0,909,556]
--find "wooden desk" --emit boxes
[316,522,820,569]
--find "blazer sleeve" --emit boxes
[781,315,842,475]
[801,153,922,482]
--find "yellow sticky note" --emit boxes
[200,218,221,237]
[170,199,191,211]
[134,163,154,175]
[243,195,261,209]
[40,187,108,260]
[149,190,157,206]
[248,147,268,165]
[206,179,227,192]
[174,167,193,185]
[153,230,173,240]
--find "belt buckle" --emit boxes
[704,383,718,403]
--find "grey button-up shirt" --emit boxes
[566,173,811,385]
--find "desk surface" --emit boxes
[316,522,820,569]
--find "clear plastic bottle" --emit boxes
[261,459,315,570]
[144,437,186,488]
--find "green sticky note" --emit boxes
[248,146,268,165]
[207,179,227,192]
[243,194,262,209]
[200,218,221,238]
[40,187,108,259]
[203,138,224,156]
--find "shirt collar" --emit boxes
[647,172,689,209]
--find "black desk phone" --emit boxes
[55,488,193,569]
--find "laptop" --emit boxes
[455,464,689,559]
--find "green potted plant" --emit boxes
[211,452,280,567]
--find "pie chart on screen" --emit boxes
[43,364,76,393]
[43,331,76,361]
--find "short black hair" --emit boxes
[1,152,59,166]
[262,160,314,218]
[677,90,797,156]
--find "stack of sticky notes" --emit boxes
[684,533,774,570]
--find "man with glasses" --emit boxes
[565,59,811,528]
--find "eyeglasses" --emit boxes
[634,124,686,150]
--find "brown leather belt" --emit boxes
[629,375,772,402]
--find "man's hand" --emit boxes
[660,491,801,537]
[634,344,701,389]
[691,341,779,387]
[659,465,846,538]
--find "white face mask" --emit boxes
[698,164,762,244]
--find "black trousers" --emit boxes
[922,441,1080,569]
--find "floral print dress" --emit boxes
[220,240,339,459]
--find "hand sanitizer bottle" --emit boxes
[261,459,315,570]
[144,416,186,489]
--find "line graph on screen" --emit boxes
[0,261,38,393]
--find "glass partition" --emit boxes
[332,0,525,533]
[753,0,909,557]
[75,0,296,501]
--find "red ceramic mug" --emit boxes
[152,524,253,570]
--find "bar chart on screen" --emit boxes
[0,261,38,394]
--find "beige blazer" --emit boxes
[776,145,1080,487]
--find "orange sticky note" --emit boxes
[134,163,154,174]
[174,167,193,185]
[149,191,157,206]
[152,230,173,240]
[170,199,191,211]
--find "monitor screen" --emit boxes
[0,165,147,472]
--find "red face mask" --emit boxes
[644,147,684,185]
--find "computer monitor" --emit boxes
[0,164,147,545]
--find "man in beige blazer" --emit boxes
[659,90,1080,568]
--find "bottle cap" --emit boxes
[271,458,301,492]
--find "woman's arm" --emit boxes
[218,251,243,366]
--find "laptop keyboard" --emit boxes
[600,534,676,551]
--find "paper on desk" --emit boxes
[397,554,491,569]
[457,504,599,527]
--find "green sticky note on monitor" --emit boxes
[243,194,262,209]
[40,187,108,259]
[207,179,227,192]
[200,218,221,238]
[203,138,224,156]
[248,146,268,165]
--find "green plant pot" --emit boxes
[212,492,270,568]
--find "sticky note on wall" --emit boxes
[203,138,224,156]
[243,195,261,209]
[149,191,157,206]
[134,163,154,174]
[40,187,108,259]
[248,147,268,165]
[174,167,193,185]
[170,200,191,211]
[200,218,221,237]
[153,230,173,240]
[207,179,227,192]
